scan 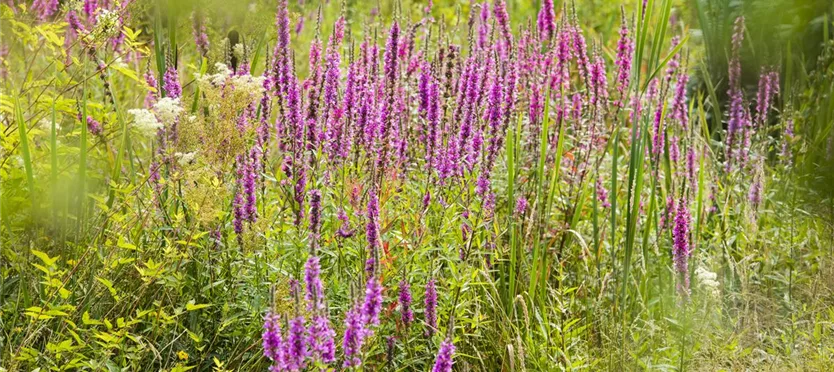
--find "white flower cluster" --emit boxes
[233,43,246,62]
[153,97,183,125]
[128,108,163,136]
[175,151,198,166]
[93,8,121,38]
[197,63,233,87]
[230,74,266,96]
[695,266,720,297]
[196,62,266,96]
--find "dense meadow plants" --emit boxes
[2,0,834,370]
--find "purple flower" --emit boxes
[651,99,665,157]
[665,36,681,83]
[755,67,779,126]
[163,67,181,99]
[515,197,528,215]
[596,177,611,208]
[366,189,380,273]
[477,2,491,50]
[537,0,556,40]
[589,52,608,108]
[386,336,397,366]
[308,315,336,364]
[284,316,308,371]
[686,147,697,189]
[398,279,414,326]
[572,24,591,81]
[309,189,322,241]
[192,11,210,57]
[243,157,257,223]
[494,0,513,47]
[672,197,691,295]
[86,116,102,136]
[671,72,689,129]
[293,165,307,227]
[262,312,286,369]
[425,279,437,336]
[362,277,383,327]
[32,0,59,21]
[432,339,456,372]
[342,306,365,368]
[336,208,355,238]
[304,256,324,311]
[726,16,745,170]
[273,0,292,97]
[233,189,245,235]
[749,160,764,207]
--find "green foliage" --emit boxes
[1,0,833,371]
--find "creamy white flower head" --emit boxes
[128,108,163,135]
[153,97,183,125]
[197,63,233,87]
[231,74,267,96]
[248,2,257,12]
[175,151,198,166]
[233,43,246,61]
[695,266,720,297]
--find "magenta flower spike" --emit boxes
[432,338,456,372]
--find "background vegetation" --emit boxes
[2,0,834,371]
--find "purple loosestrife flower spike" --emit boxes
[477,2,491,50]
[243,158,257,223]
[672,196,691,295]
[342,306,365,368]
[432,339,456,372]
[33,0,59,21]
[309,189,322,244]
[163,66,181,99]
[144,70,158,108]
[308,315,336,364]
[284,316,309,371]
[362,277,383,327]
[572,23,591,81]
[589,52,609,108]
[494,0,513,54]
[377,21,400,173]
[86,116,102,136]
[596,177,611,208]
[665,36,681,83]
[304,256,324,312]
[273,0,292,97]
[424,279,438,336]
[262,312,286,369]
[671,72,689,129]
[515,197,528,215]
[614,11,633,108]
[755,67,779,126]
[293,166,307,227]
[399,279,414,326]
[233,190,245,235]
[192,11,210,57]
[726,16,745,171]
[537,0,556,40]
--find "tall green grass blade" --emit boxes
[14,94,36,216]
[647,0,673,75]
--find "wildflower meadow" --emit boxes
[2,0,834,370]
